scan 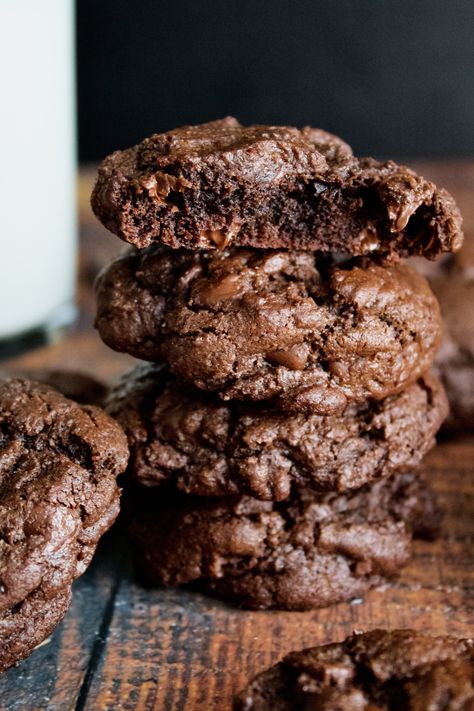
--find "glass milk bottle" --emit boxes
[0,0,76,357]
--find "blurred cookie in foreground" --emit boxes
[0,377,129,672]
[234,629,474,710]
[129,471,441,610]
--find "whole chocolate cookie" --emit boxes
[106,364,447,500]
[91,117,462,259]
[129,471,441,610]
[0,377,129,671]
[96,247,442,413]
[234,629,474,709]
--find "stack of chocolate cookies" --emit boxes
[91,118,462,610]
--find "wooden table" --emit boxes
[1,163,473,710]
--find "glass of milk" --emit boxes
[0,0,76,358]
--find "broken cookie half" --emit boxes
[91,117,463,259]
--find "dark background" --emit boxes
[77,0,474,162]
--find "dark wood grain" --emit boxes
[0,162,472,711]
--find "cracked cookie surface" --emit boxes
[0,377,129,671]
[234,629,474,709]
[96,247,442,413]
[91,117,462,258]
[106,364,447,500]
[129,471,441,610]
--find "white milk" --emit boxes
[0,0,76,340]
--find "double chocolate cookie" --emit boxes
[0,368,108,407]
[91,117,462,259]
[106,364,447,500]
[1,588,72,677]
[428,241,474,432]
[129,471,441,610]
[234,629,474,709]
[96,247,442,413]
[0,377,129,672]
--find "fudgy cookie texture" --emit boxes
[129,471,441,610]
[0,377,129,671]
[106,364,447,500]
[96,246,442,413]
[91,117,463,259]
[423,241,474,432]
[234,629,474,709]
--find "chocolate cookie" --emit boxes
[129,471,441,610]
[0,377,129,671]
[425,242,474,432]
[234,629,474,709]
[91,117,462,258]
[96,247,442,413]
[0,368,108,407]
[106,364,447,500]
[0,588,71,675]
